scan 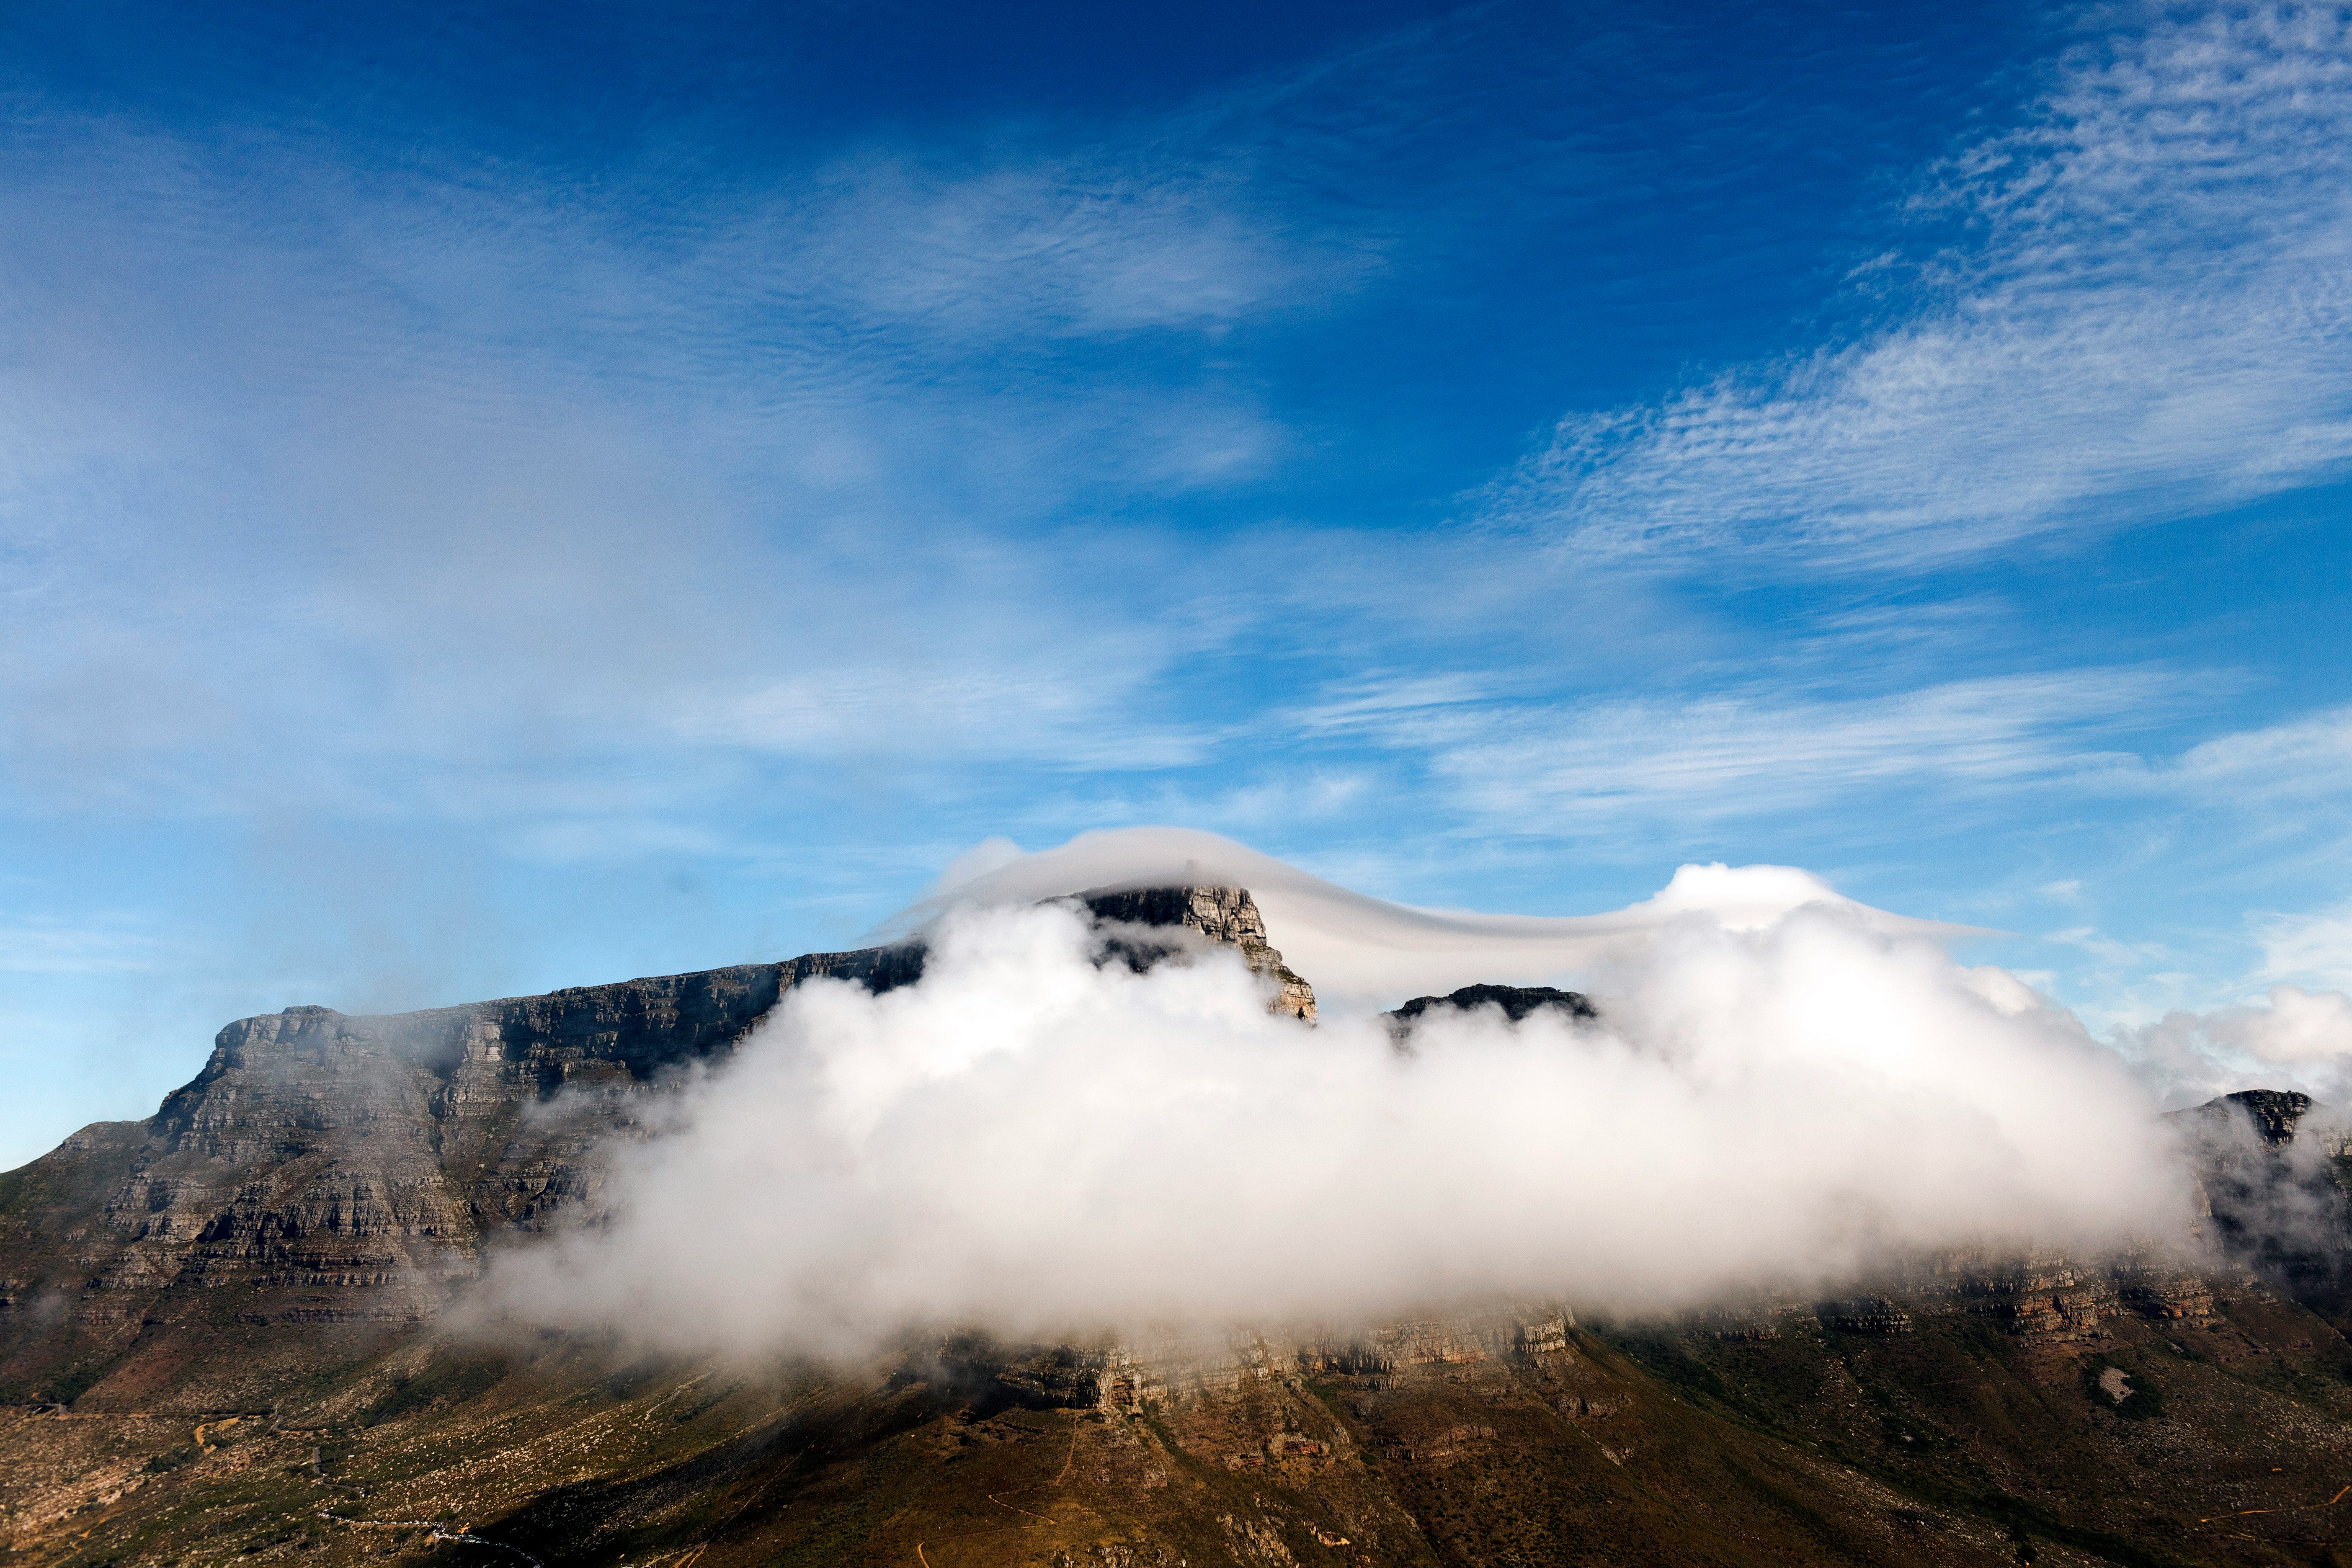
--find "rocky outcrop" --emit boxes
[1815,1297,1913,1334]
[952,1301,1578,1421]
[2178,1088,2330,1148]
[2165,1089,2352,1305]
[1383,984,1594,1038]
[1295,1306,1575,1380]
[1081,885,1317,1020]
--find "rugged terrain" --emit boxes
[7,890,2352,1567]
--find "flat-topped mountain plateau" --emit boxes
[8,887,2352,1568]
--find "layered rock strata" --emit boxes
[1080,885,1318,1019]
[960,1303,1579,1418]
[0,889,1296,1409]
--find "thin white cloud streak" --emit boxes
[1488,5,2352,568]
[897,825,1978,1009]
[2259,901,2352,991]
[2148,705,2352,801]
[472,886,2187,1356]
[0,918,174,975]
[769,155,1365,343]
[1269,670,2347,846]
[1372,670,2178,833]
[665,667,1216,770]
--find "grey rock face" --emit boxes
[2165,1088,2352,1302]
[1081,885,1318,1020]
[0,890,1299,1408]
[1383,984,1595,1036]
[2177,1088,2324,1148]
[0,944,928,1406]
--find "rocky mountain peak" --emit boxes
[1385,983,1596,1029]
[1078,884,1317,1020]
[2216,1088,2320,1146]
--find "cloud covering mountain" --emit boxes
[477,840,2192,1354]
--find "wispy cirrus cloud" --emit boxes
[2258,902,2352,992]
[2151,705,2352,800]
[1275,668,2349,850]
[774,155,1369,342]
[1485,5,2352,569]
[1342,670,2176,833]
[0,916,177,975]
[0,107,1375,832]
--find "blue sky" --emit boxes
[3,0,2350,1168]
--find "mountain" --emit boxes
[7,891,2352,1567]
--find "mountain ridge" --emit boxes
[10,889,2352,1565]
[0,889,1307,1420]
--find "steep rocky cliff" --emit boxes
[0,942,931,1411]
[1081,884,1318,1019]
[0,890,1296,1414]
[2166,1087,2352,1308]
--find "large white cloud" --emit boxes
[473,855,2185,1354]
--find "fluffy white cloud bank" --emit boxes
[2121,984,2352,1108]
[2110,890,2352,1109]
[1490,4,2352,567]
[475,855,2186,1357]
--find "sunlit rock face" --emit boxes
[0,888,1289,1410]
[1080,884,1318,1020]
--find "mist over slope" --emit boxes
[475,836,2191,1355]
